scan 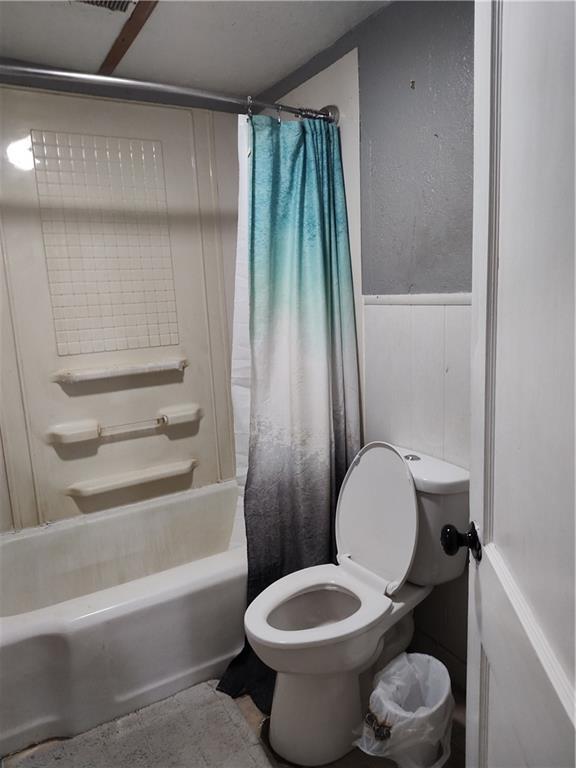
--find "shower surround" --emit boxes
[0,88,237,530]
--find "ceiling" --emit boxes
[0,1,386,95]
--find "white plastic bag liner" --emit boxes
[356,653,454,768]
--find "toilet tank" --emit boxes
[395,447,470,586]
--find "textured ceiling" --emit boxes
[0,1,386,94]
[0,1,127,74]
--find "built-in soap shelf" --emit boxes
[47,404,202,445]
[65,459,197,497]
[51,358,188,384]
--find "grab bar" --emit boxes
[66,459,197,497]
[47,404,202,444]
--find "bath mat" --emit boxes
[3,681,272,768]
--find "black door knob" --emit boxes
[440,522,482,562]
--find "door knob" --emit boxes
[440,522,482,562]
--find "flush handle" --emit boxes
[440,522,482,562]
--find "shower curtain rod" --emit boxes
[0,61,338,122]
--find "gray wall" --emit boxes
[259,0,474,295]
[360,1,473,294]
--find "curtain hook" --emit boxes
[277,104,282,125]
[247,96,253,119]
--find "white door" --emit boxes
[466,2,574,766]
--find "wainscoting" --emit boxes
[363,293,471,468]
[363,292,471,690]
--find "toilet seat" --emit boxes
[245,564,392,650]
[246,443,420,652]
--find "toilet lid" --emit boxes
[336,442,419,594]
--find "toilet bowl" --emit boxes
[245,442,469,766]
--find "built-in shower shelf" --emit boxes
[65,459,198,497]
[52,358,189,384]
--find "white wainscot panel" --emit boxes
[364,296,471,468]
[411,306,445,457]
[364,305,412,448]
[444,305,471,466]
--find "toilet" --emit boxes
[245,441,469,766]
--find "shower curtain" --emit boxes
[218,114,361,712]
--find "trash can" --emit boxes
[356,652,454,768]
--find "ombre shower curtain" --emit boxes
[218,114,361,712]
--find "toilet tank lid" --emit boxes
[391,446,469,495]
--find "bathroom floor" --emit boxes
[3,681,465,768]
[2,682,270,768]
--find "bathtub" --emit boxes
[0,481,247,757]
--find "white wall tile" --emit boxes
[31,130,179,356]
[363,296,471,468]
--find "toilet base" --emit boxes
[266,614,416,766]
[269,671,361,766]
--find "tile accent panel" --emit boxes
[364,295,471,467]
[31,130,179,356]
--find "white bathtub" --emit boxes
[0,481,247,757]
